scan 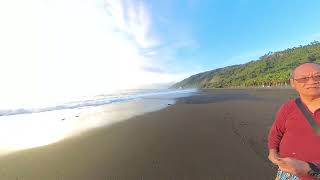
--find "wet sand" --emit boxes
[0,88,297,180]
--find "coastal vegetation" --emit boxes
[172,41,320,88]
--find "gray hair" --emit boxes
[289,69,295,79]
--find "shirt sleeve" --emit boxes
[268,102,288,151]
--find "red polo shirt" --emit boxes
[268,99,320,180]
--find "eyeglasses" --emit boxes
[294,75,320,83]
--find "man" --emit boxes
[268,63,320,180]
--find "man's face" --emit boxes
[291,63,320,97]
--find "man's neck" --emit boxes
[300,95,320,113]
[300,94,320,105]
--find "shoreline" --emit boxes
[0,88,298,180]
[0,98,177,157]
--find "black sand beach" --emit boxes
[0,88,298,180]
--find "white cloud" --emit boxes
[104,0,159,48]
[0,0,186,109]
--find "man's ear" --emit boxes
[290,79,295,88]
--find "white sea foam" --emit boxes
[0,88,197,156]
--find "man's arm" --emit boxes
[268,149,282,165]
[268,103,288,164]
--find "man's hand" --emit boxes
[268,149,311,176]
[278,157,311,176]
[268,149,282,165]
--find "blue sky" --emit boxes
[146,0,320,72]
[1,0,320,107]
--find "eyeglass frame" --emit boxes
[293,74,320,83]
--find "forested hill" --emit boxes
[171,41,320,88]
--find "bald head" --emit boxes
[292,63,320,79]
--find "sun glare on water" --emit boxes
[0,98,174,156]
[0,109,78,155]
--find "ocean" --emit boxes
[0,88,198,156]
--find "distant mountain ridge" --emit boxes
[172,41,320,88]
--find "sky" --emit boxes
[1,0,320,108]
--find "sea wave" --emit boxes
[0,88,198,116]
